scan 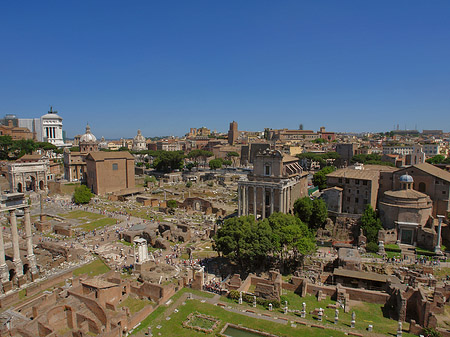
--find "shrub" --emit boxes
[186,181,192,188]
[73,185,93,204]
[366,242,379,253]
[167,200,178,208]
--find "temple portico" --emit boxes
[237,149,308,219]
[0,193,38,291]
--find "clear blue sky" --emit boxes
[1,1,449,138]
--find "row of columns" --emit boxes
[238,184,293,218]
[0,208,38,284]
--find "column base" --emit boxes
[27,255,39,275]
[13,260,23,278]
[0,264,9,284]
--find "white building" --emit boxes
[132,129,147,151]
[17,107,66,147]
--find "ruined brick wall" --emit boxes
[344,287,389,304]
[128,305,154,329]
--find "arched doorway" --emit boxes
[25,176,36,191]
[418,182,426,193]
[23,264,30,279]
[9,268,16,281]
[39,180,44,190]
[17,182,22,193]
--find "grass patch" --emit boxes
[18,289,26,299]
[135,297,348,337]
[59,210,104,221]
[385,244,401,252]
[119,296,153,314]
[118,239,133,247]
[386,251,401,259]
[73,258,110,277]
[80,218,116,231]
[186,314,217,330]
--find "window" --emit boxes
[443,190,446,195]
[264,164,271,176]
[363,180,368,186]
[355,179,360,185]
[347,197,350,202]
[338,178,343,183]
[357,190,360,194]
[112,163,118,171]
[345,178,350,184]
[436,180,440,185]
[355,198,359,203]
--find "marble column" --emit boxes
[0,225,9,283]
[279,188,284,213]
[10,210,23,277]
[253,186,257,218]
[245,186,249,216]
[24,208,38,274]
[262,188,266,219]
[270,188,274,215]
[435,215,444,254]
[238,186,241,216]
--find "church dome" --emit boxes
[80,124,97,143]
[399,173,414,183]
[134,129,145,142]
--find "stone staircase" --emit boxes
[399,244,416,260]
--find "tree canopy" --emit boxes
[312,166,336,190]
[296,152,339,169]
[360,205,383,244]
[426,155,450,165]
[214,213,315,271]
[293,197,328,229]
[0,136,61,160]
[73,185,93,204]
[152,151,185,172]
[351,153,395,167]
[209,158,223,170]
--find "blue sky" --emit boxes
[1,1,449,138]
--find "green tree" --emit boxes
[360,205,383,244]
[293,197,328,229]
[167,200,178,208]
[209,158,223,170]
[310,198,328,229]
[187,149,213,167]
[73,185,93,204]
[426,155,446,165]
[293,197,313,224]
[262,213,315,269]
[214,215,272,268]
[152,151,185,172]
[185,162,195,171]
[186,181,192,188]
[312,166,336,190]
[223,159,232,167]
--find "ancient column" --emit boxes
[262,187,266,219]
[245,186,250,215]
[253,186,257,218]
[0,225,9,283]
[238,186,241,216]
[10,210,23,277]
[279,188,284,213]
[435,215,444,254]
[24,208,38,274]
[270,188,274,215]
